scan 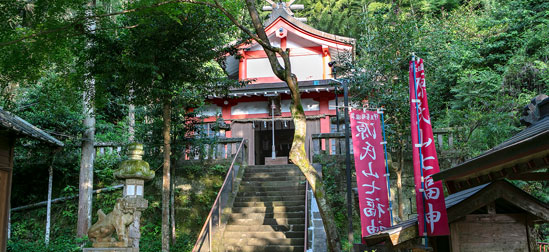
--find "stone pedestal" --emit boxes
[83,248,138,252]
[86,143,154,252]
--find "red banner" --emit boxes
[409,58,449,236]
[350,109,391,238]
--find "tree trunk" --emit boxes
[78,80,96,238]
[161,98,172,252]
[192,0,343,250]
[128,89,135,142]
[170,163,176,245]
[77,1,96,238]
[78,87,95,237]
[45,155,54,245]
[397,147,404,220]
[287,77,342,252]
[78,95,95,237]
[242,0,342,249]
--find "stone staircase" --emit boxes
[221,164,306,252]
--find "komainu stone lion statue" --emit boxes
[88,198,134,247]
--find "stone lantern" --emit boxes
[85,143,154,252]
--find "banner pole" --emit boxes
[342,80,354,248]
[411,56,429,248]
[378,109,394,226]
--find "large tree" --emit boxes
[90,1,237,250]
[177,0,344,250]
[0,0,97,236]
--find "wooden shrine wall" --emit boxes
[0,132,14,252]
[305,119,320,162]
[230,122,255,165]
[230,119,320,166]
[450,213,529,252]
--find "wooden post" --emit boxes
[313,138,319,155]
[128,89,135,142]
[526,215,537,252]
[6,210,9,241]
[208,218,212,251]
[77,2,97,236]
[437,134,444,149]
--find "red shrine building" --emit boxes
[198,2,354,165]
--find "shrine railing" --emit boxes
[539,242,549,252]
[95,142,124,156]
[311,128,459,157]
[183,137,246,160]
[192,138,248,252]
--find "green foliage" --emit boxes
[343,0,548,161]
[297,0,369,38]
[314,154,361,248]
[7,158,230,252]
[8,201,92,252]
[3,0,549,249]
[305,0,549,243]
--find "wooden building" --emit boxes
[0,108,63,252]
[360,95,549,251]
[361,180,549,251]
[196,2,354,165]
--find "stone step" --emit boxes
[244,168,303,174]
[244,170,301,174]
[238,185,304,193]
[244,167,301,174]
[224,245,305,252]
[243,176,305,182]
[231,206,305,214]
[228,212,305,220]
[221,164,306,251]
[237,190,305,197]
[248,164,299,169]
[240,180,305,188]
[233,200,304,208]
[223,237,304,246]
[228,217,304,225]
[224,224,305,232]
[223,231,304,239]
[234,195,305,202]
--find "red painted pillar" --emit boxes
[222,103,232,138]
[238,51,247,81]
[322,45,331,80]
[221,103,232,157]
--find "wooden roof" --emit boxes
[362,180,549,247]
[263,7,355,46]
[445,180,549,223]
[432,116,549,192]
[0,108,64,147]
[213,79,336,98]
[222,7,355,79]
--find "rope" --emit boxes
[411,55,429,248]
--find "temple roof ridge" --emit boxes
[264,7,355,45]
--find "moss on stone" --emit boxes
[114,159,155,180]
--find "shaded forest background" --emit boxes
[1,0,548,251]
